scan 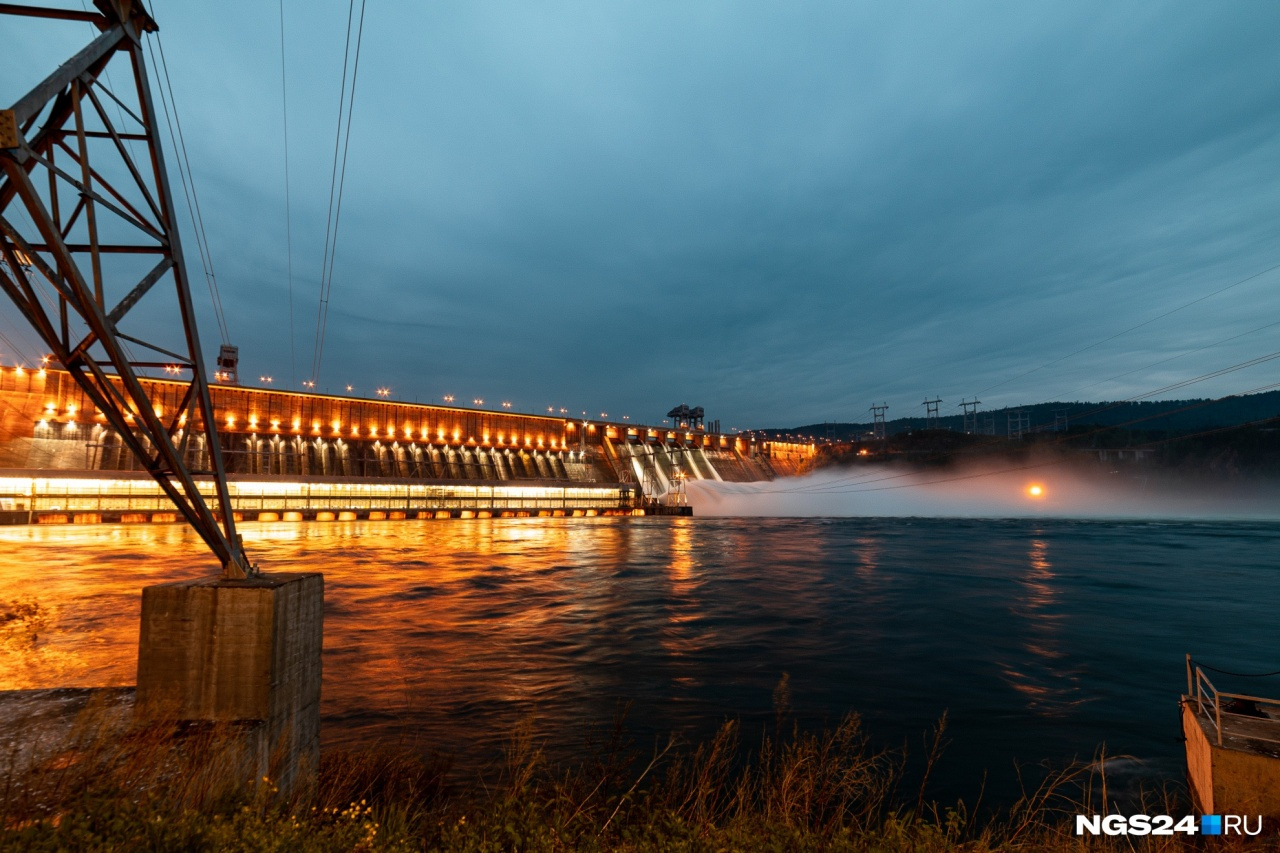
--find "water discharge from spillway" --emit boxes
[686,463,1280,520]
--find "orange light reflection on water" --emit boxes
[0,524,210,691]
[0,519,687,755]
[997,535,1083,716]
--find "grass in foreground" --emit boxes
[0,692,1272,851]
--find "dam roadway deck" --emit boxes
[0,368,815,523]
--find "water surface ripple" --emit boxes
[3,516,1277,799]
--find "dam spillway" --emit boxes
[0,368,816,524]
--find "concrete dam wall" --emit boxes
[0,368,816,522]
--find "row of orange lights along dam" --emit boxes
[16,360,773,442]
[221,412,569,449]
[31,394,801,453]
[17,361,776,448]
[13,358,622,422]
[245,374,626,420]
[32,393,582,448]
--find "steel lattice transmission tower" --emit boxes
[869,403,888,441]
[960,398,981,434]
[0,0,252,578]
[922,397,941,430]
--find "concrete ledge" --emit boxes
[1183,699,1280,818]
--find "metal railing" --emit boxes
[1186,655,1280,748]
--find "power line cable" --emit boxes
[0,314,37,365]
[757,353,1280,496]
[962,259,1280,406]
[143,32,231,345]
[310,0,367,384]
[313,0,367,384]
[79,0,137,164]
[310,0,358,381]
[1048,317,1280,403]
[279,0,297,387]
[152,31,230,345]
[749,390,1280,497]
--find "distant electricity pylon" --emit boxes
[922,397,941,430]
[870,403,888,441]
[960,398,981,434]
[1008,409,1031,440]
[1053,408,1069,433]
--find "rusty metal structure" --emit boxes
[0,1,251,577]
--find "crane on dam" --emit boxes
[0,1,252,577]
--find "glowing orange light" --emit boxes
[1027,484,1045,498]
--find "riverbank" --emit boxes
[4,693,1272,852]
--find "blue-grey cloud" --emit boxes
[5,1,1280,427]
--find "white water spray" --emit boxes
[687,463,1280,519]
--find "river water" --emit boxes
[3,511,1278,803]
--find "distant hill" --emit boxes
[758,390,1280,441]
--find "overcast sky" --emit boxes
[4,1,1280,428]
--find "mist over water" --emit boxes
[689,463,1280,520]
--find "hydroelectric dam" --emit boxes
[0,367,817,525]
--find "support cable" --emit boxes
[310,0,359,383]
[741,384,1280,497]
[310,0,367,385]
[279,0,297,387]
[759,350,1280,495]
[0,320,37,365]
[954,259,1280,413]
[79,0,136,161]
[144,31,231,345]
[1048,316,1280,404]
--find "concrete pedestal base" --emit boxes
[137,572,323,798]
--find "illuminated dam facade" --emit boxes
[0,368,815,524]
